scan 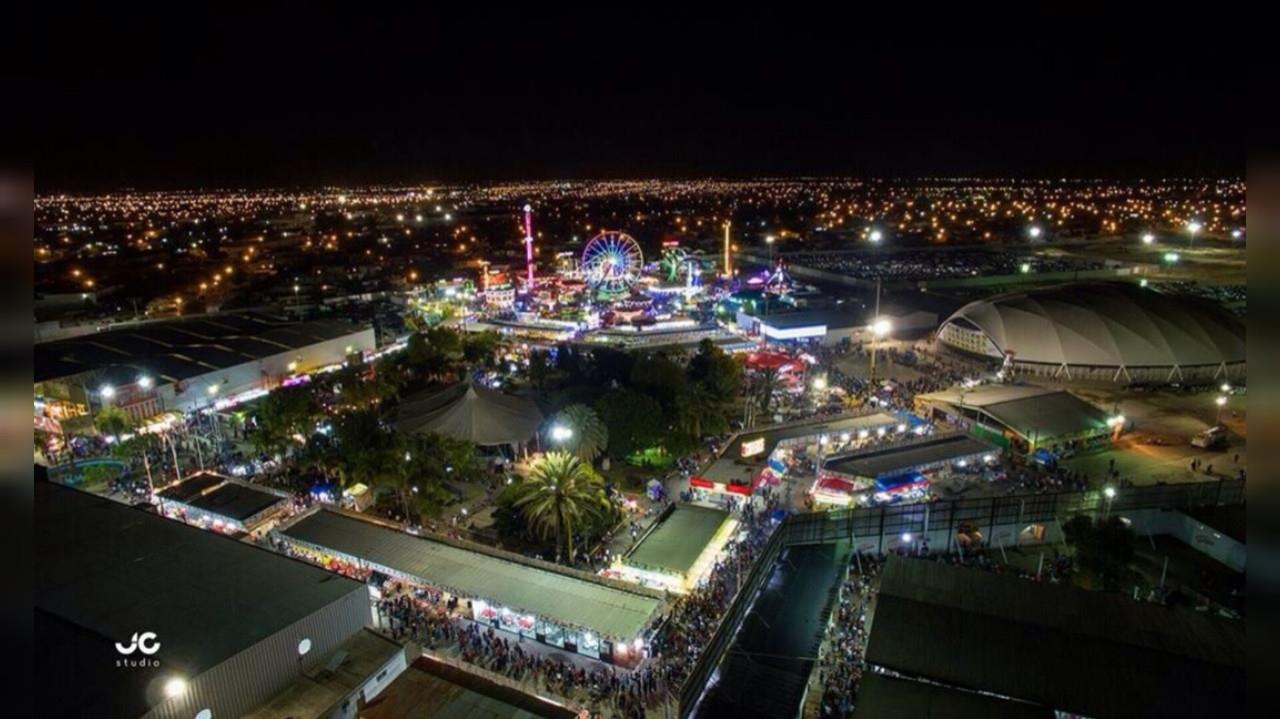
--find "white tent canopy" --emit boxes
[390,381,544,447]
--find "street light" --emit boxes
[1215,395,1227,424]
[812,376,828,392]
[137,375,153,389]
[1220,383,1231,394]
[1028,225,1043,240]
[99,385,116,399]
[1103,485,1116,519]
[551,425,573,443]
[869,317,892,384]
[1141,232,1155,245]
[868,229,883,243]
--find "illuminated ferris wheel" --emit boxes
[581,231,643,295]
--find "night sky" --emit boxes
[37,6,1246,190]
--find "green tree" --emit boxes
[1063,513,1135,591]
[511,451,612,563]
[595,389,665,458]
[462,330,503,369]
[551,404,609,463]
[674,384,729,443]
[250,385,319,455]
[752,366,785,415]
[528,349,551,390]
[94,405,132,438]
[629,352,687,408]
[688,339,744,405]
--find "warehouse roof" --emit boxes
[824,434,995,479]
[724,412,900,460]
[156,471,225,502]
[281,510,661,640]
[851,675,1052,719]
[36,482,365,717]
[918,385,1111,440]
[865,557,1246,719]
[624,504,730,576]
[34,312,371,384]
[187,482,286,522]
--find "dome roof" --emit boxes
[943,283,1245,368]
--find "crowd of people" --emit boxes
[810,546,1075,719]
[813,553,882,719]
[358,493,784,718]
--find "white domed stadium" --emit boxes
[938,282,1245,383]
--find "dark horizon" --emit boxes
[37,6,1246,191]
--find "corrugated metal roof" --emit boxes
[824,434,995,478]
[282,510,660,640]
[34,312,371,383]
[865,557,1245,719]
[36,482,365,680]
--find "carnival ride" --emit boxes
[582,231,644,296]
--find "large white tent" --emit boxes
[938,282,1245,383]
[389,381,544,447]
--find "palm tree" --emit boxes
[754,367,784,415]
[512,451,610,563]
[551,404,608,463]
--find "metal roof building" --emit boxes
[823,433,997,480]
[35,481,375,719]
[915,384,1113,453]
[864,557,1246,719]
[938,282,1245,383]
[278,509,662,643]
[34,312,375,419]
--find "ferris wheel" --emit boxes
[581,231,644,295]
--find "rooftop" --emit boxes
[918,385,1111,440]
[34,312,371,384]
[280,510,661,640]
[723,412,901,462]
[186,482,287,522]
[851,674,1052,719]
[36,481,365,717]
[244,629,404,719]
[624,504,730,576]
[824,433,995,479]
[865,557,1246,718]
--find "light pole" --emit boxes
[1103,485,1116,519]
[868,317,891,384]
[1187,220,1202,248]
[1215,395,1227,426]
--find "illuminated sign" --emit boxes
[740,437,766,458]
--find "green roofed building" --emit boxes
[915,384,1114,454]
[277,509,662,662]
[622,504,735,591]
